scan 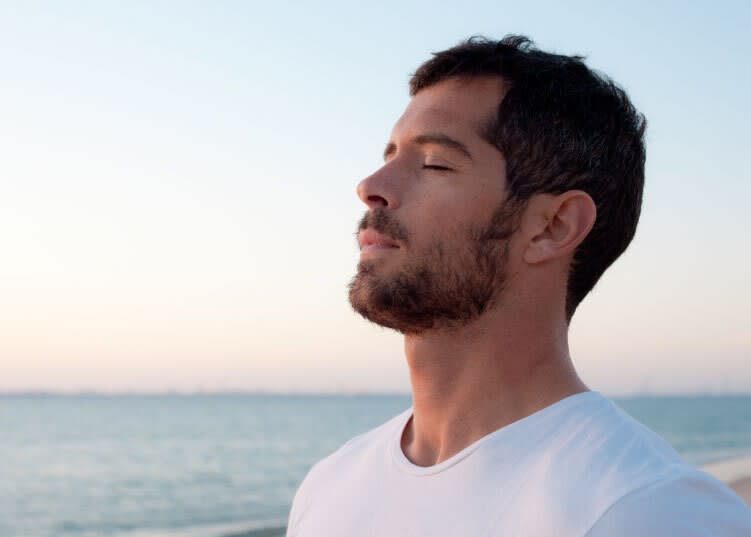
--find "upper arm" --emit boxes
[584,472,751,537]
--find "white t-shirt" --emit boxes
[286,392,751,536]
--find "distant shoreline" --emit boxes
[3,391,751,397]
[702,455,751,505]
[0,390,414,397]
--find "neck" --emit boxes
[401,305,587,467]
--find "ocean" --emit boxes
[2,394,750,537]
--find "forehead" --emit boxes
[391,76,506,140]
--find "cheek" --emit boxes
[412,180,491,215]
[406,207,476,255]
[403,178,504,241]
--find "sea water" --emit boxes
[1,394,749,537]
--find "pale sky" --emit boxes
[1,1,749,394]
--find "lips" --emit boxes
[358,229,400,250]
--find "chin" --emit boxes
[347,281,433,335]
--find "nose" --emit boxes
[356,163,401,210]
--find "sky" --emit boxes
[1,1,749,394]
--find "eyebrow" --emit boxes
[383,133,473,161]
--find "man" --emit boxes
[286,36,751,536]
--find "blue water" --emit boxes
[1,394,749,537]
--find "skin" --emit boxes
[352,76,597,467]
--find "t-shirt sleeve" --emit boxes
[285,484,304,537]
[584,471,751,537]
[285,465,316,537]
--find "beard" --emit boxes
[347,202,518,335]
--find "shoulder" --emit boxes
[537,393,751,535]
[584,468,751,536]
[509,393,741,534]
[308,406,410,479]
[527,392,687,494]
[286,408,410,534]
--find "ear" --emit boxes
[522,191,596,265]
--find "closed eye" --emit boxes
[423,164,452,171]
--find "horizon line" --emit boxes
[2,389,751,398]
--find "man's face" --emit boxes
[348,77,518,334]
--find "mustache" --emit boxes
[355,208,409,245]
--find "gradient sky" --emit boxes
[1,1,749,394]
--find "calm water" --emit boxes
[1,394,750,537]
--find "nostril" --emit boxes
[367,195,388,207]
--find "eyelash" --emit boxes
[422,164,452,171]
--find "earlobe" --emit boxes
[522,191,596,265]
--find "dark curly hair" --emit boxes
[410,35,646,320]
